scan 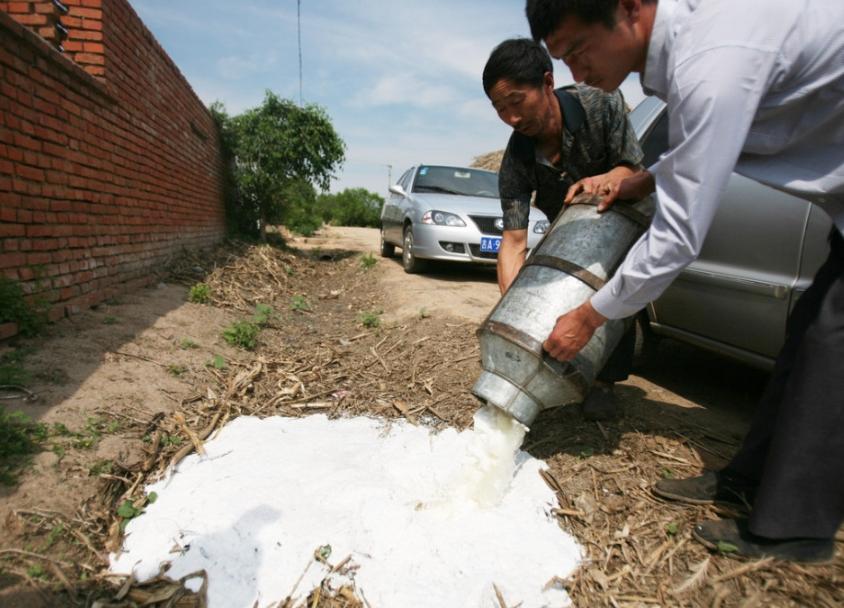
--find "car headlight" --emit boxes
[421,210,466,227]
[533,220,550,234]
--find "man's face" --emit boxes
[544,8,638,91]
[488,76,556,138]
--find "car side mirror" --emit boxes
[389,184,407,197]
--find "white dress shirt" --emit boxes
[592,0,844,320]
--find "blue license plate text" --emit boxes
[480,237,501,253]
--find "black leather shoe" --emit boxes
[693,518,835,563]
[581,382,620,421]
[653,471,755,507]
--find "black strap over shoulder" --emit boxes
[557,87,586,133]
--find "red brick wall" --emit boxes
[0,0,226,331]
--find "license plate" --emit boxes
[480,237,501,253]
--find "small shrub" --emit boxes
[223,320,260,350]
[358,309,382,329]
[222,305,273,350]
[359,252,377,270]
[253,303,273,325]
[188,283,211,304]
[103,315,119,325]
[180,338,199,350]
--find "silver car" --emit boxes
[631,97,833,370]
[380,164,548,273]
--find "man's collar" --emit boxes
[641,0,678,99]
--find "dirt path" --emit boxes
[0,229,839,607]
[286,226,500,323]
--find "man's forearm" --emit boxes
[497,230,528,294]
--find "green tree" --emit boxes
[280,179,322,236]
[212,91,346,239]
[316,188,384,228]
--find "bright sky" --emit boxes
[131,0,647,197]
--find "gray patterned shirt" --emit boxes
[498,85,643,230]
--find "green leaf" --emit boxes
[117,500,140,519]
[717,541,739,554]
[665,522,679,536]
[147,492,158,504]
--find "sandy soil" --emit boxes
[286,226,501,323]
[0,226,839,607]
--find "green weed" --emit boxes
[162,433,183,447]
[222,320,260,350]
[359,252,377,270]
[222,305,273,350]
[253,303,273,325]
[44,523,65,549]
[26,564,46,579]
[0,277,47,337]
[179,338,199,350]
[168,364,188,377]
[358,309,383,329]
[117,491,158,531]
[577,447,595,459]
[717,541,739,554]
[188,283,211,304]
[207,354,226,370]
[89,459,112,477]
[0,408,46,485]
[290,295,311,312]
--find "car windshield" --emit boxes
[411,166,499,199]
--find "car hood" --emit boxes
[411,193,546,220]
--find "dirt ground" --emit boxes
[0,226,840,607]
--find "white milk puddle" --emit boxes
[110,406,582,607]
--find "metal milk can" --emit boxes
[472,193,655,428]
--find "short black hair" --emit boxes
[525,0,620,41]
[482,38,552,97]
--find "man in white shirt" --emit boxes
[525,0,843,562]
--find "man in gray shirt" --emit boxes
[526,0,843,562]
[483,38,644,420]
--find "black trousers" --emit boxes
[596,322,635,383]
[725,229,844,539]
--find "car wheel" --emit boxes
[379,227,396,258]
[402,226,427,274]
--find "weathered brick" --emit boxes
[0,0,225,316]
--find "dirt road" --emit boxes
[287,226,764,429]
[287,226,501,323]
